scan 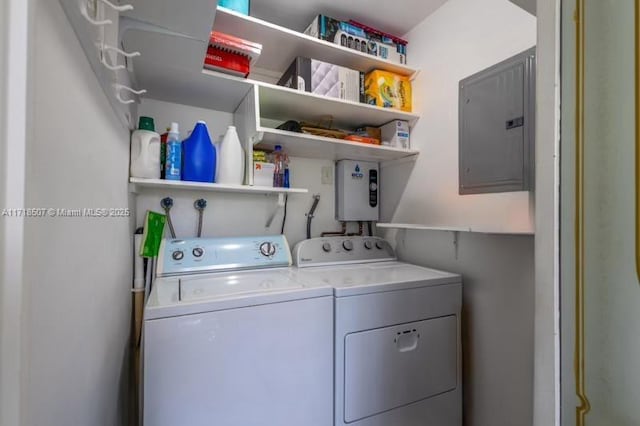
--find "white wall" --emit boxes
[22,1,133,425]
[383,0,537,233]
[137,99,346,246]
[386,229,535,426]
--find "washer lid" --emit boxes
[180,270,303,301]
[145,269,332,320]
[292,262,460,297]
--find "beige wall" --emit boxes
[22,0,133,424]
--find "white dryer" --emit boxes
[293,236,462,426]
[144,236,333,426]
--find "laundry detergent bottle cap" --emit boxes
[138,116,155,131]
[169,121,179,135]
[182,121,216,183]
[217,125,245,185]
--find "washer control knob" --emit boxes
[342,240,354,251]
[260,242,276,257]
[322,242,332,252]
[192,247,204,258]
[375,241,385,250]
[364,240,373,250]
[172,250,184,261]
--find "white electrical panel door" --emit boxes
[336,160,379,221]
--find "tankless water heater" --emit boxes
[335,160,379,221]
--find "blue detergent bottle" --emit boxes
[183,121,216,183]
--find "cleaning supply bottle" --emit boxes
[165,122,182,181]
[217,125,245,185]
[183,121,216,183]
[272,145,286,187]
[159,126,170,179]
[130,116,160,179]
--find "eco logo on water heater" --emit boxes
[351,164,364,179]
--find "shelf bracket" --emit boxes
[265,193,286,228]
[453,231,460,260]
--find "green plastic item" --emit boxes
[140,210,166,258]
[138,116,155,132]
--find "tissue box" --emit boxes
[277,57,362,103]
[380,120,410,149]
[364,70,412,112]
[253,162,275,187]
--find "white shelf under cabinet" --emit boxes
[257,82,419,128]
[213,7,418,77]
[256,128,418,162]
[129,178,308,195]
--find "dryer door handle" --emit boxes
[394,329,420,352]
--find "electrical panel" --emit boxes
[335,160,379,221]
[459,47,536,194]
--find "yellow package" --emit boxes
[364,70,412,112]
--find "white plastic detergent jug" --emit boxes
[217,126,245,185]
[130,116,161,179]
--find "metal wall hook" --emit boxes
[114,83,146,105]
[97,0,134,12]
[80,0,113,26]
[101,45,140,70]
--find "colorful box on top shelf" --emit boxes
[303,15,408,65]
[204,31,262,78]
[364,69,412,112]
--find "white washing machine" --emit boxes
[144,236,333,426]
[293,236,462,426]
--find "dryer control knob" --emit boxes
[172,250,184,261]
[322,242,332,252]
[342,240,354,251]
[260,242,276,257]
[375,241,385,250]
[364,240,373,250]
[192,247,204,258]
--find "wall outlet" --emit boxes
[321,166,333,185]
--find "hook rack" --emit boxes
[80,0,113,26]
[114,83,147,105]
[101,44,140,71]
[97,0,134,12]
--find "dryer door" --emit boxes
[343,315,458,423]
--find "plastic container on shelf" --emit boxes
[164,122,182,181]
[272,145,289,188]
[217,126,245,185]
[130,116,161,179]
[183,121,216,183]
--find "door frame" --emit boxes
[534,0,562,425]
[0,0,29,424]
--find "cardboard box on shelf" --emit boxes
[253,162,275,187]
[303,15,407,65]
[380,120,410,149]
[364,70,412,112]
[353,126,382,143]
[277,57,361,103]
